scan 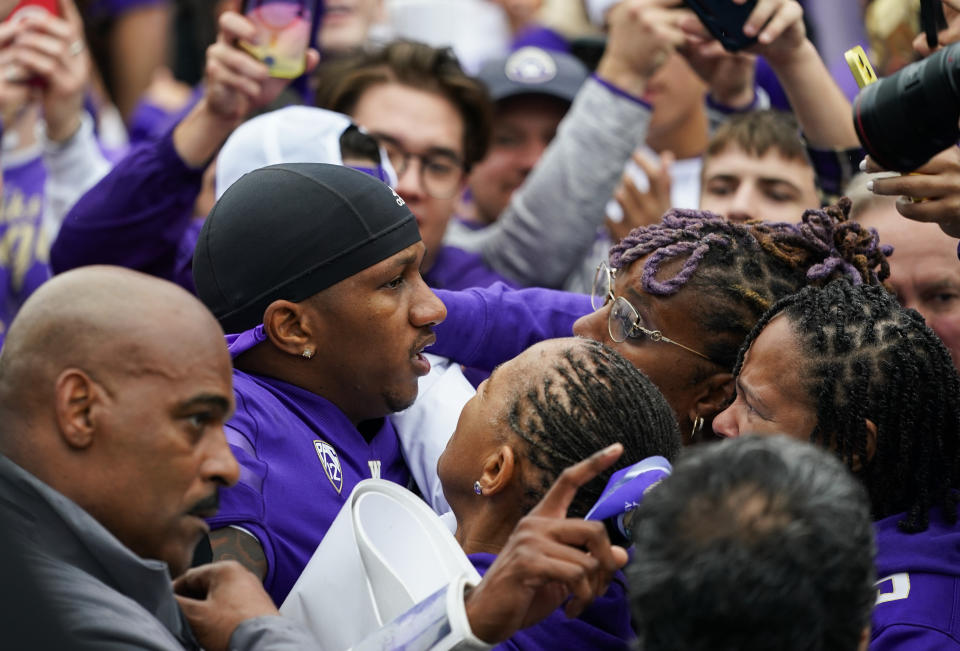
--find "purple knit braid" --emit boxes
[609,209,745,296]
[792,200,893,286]
[608,200,891,297]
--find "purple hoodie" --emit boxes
[871,506,960,649]
[51,127,203,291]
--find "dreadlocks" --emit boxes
[736,279,960,532]
[505,339,681,518]
[607,200,892,371]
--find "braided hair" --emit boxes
[736,279,960,532]
[608,200,891,371]
[505,339,681,518]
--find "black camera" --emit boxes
[853,40,960,172]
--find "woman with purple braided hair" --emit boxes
[430,198,891,445]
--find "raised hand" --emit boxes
[609,149,674,241]
[462,443,630,644]
[1,0,91,141]
[865,147,960,238]
[596,0,695,94]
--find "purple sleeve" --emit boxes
[871,625,960,650]
[430,283,592,370]
[50,126,203,291]
[424,245,518,291]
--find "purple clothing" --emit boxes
[871,506,960,649]
[430,283,591,370]
[51,127,202,292]
[424,245,517,291]
[87,0,168,19]
[511,25,569,54]
[127,86,202,146]
[208,368,412,606]
[469,552,634,650]
[1,154,52,342]
[754,57,790,112]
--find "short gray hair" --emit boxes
[629,435,876,651]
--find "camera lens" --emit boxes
[853,41,960,172]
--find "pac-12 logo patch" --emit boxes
[314,440,343,494]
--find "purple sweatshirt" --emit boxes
[2,154,52,343]
[871,506,960,649]
[469,552,635,650]
[424,245,517,291]
[51,127,202,291]
[430,283,591,370]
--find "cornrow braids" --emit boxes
[735,279,960,532]
[505,339,681,518]
[607,200,892,370]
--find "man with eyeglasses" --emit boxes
[315,40,518,291]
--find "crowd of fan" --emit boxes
[2,0,960,649]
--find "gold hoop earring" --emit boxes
[691,416,704,442]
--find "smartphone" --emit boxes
[3,0,61,86]
[4,0,60,23]
[844,45,878,89]
[240,0,317,79]
[683,0,759,52]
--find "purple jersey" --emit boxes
[423,244,517,291]
[207,369,412,606]
[871,505,960,648]
[1,154,52,341]
[469,552,635,650]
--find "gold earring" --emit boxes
[301,348,313,359]
[691,416,704,442]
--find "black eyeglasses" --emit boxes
[592,262,712,361]
[370,133,465,199]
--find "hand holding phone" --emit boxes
[200,10,319,126]
[4,0,60,24]
[683,0,758,52]
[239,0,316,79]
[2,0,63,85]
